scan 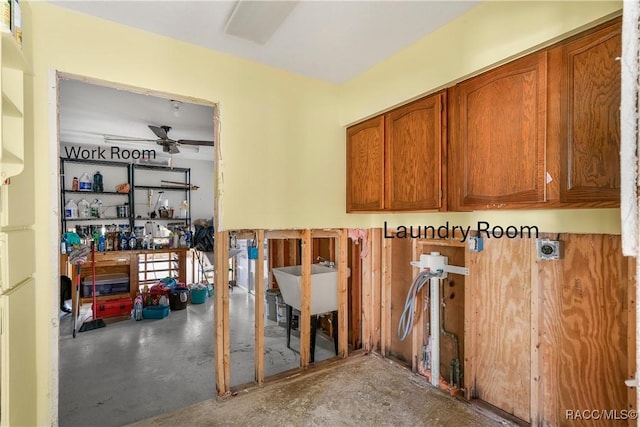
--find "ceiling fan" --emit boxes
[104,125,214,154]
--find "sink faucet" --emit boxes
[317,256,335,268]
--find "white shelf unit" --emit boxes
[0,29,29,183]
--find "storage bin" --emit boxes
[93,298,133,319]
[142,305,170,319]
[169,287,189,310]
[191,287,207,304]
[81,273,130,297]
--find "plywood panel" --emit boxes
[471,237,531,422]
[389,236,414,366]
[371,229,382,352]
[541,234,628,426]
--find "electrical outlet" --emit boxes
[469,236,483,252]
[536,239,562,260]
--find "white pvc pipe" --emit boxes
[430,276,440,387]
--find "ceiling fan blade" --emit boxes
[149,125,169,140]
[104,136,157,142]
[177,139,215,146]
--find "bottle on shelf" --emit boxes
[179,200,188,218]
[93,171,104,193]
[72,177,79,191]
[78,199,90,218]
[64,200,78,219]
[98,234,105,252]
[90,199,103,218]
[119,233,128,251]
[60,235,67,255]
[79,172,92,191]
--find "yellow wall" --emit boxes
[29,3,341,425]
[20,1,623,425]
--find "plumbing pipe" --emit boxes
[440,280,461,388]
[430,274,440,387]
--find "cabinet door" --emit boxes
[449,51,547,210]
[555,20,621,203]
[385,92,445,210]
[346,116,385,212]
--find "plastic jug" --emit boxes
[78,199,90,218]
[90,199,102,218]
[64,200,78,219]
[78,172,92,191]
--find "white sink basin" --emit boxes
[272,264,340,315]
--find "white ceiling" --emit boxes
[59,78,216,160]
[51,0,481,84]
[56,1,481,161]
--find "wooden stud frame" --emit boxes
[360,231,372,352]
[214,228,351,394]
[214,230,229,396]
[381,232,392,357]
[254,229,265,384]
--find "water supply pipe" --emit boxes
[440,280,461,388]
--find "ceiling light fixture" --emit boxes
[170,100,182,117]
[225,0,299,45]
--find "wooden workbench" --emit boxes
[61,248,188,318]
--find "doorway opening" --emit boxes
[54,73,221,426]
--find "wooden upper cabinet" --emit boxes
[552,19,621,204]
[385,92,445,210]
[449,51,547,210]
[346,116,385,212]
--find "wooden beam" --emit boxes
[530,236,543,425]
[338,229,349,357]
[265,229,303,240]
[417,238,466,248]
[311,229,342,239]
[381,234,392,357]
[287,239,298,266]
[371,228,382,352]
[464,233,477,399]
[254,229,265,385]
[300,229,312,368]
[628,256,636,416]
[411,238,423,373]
[232,229,257,240]
[361,230,373,352]
[276,240,285,269]
[214,230,229,396]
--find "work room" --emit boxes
[0,1,638,427]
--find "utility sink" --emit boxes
[272,264,345,315]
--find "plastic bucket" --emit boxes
[191,288,207,304]
[169,287,189,310]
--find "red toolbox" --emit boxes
[93,298,133,319]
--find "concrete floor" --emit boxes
[58,286,336,427]
[127,354,514,427]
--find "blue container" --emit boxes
[142,305,170,319]
[248,246,258,260]
[191,287,207,304]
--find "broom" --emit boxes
[79,241,106,332]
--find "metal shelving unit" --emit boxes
[131,163,191,231]
[60,157,132,234]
